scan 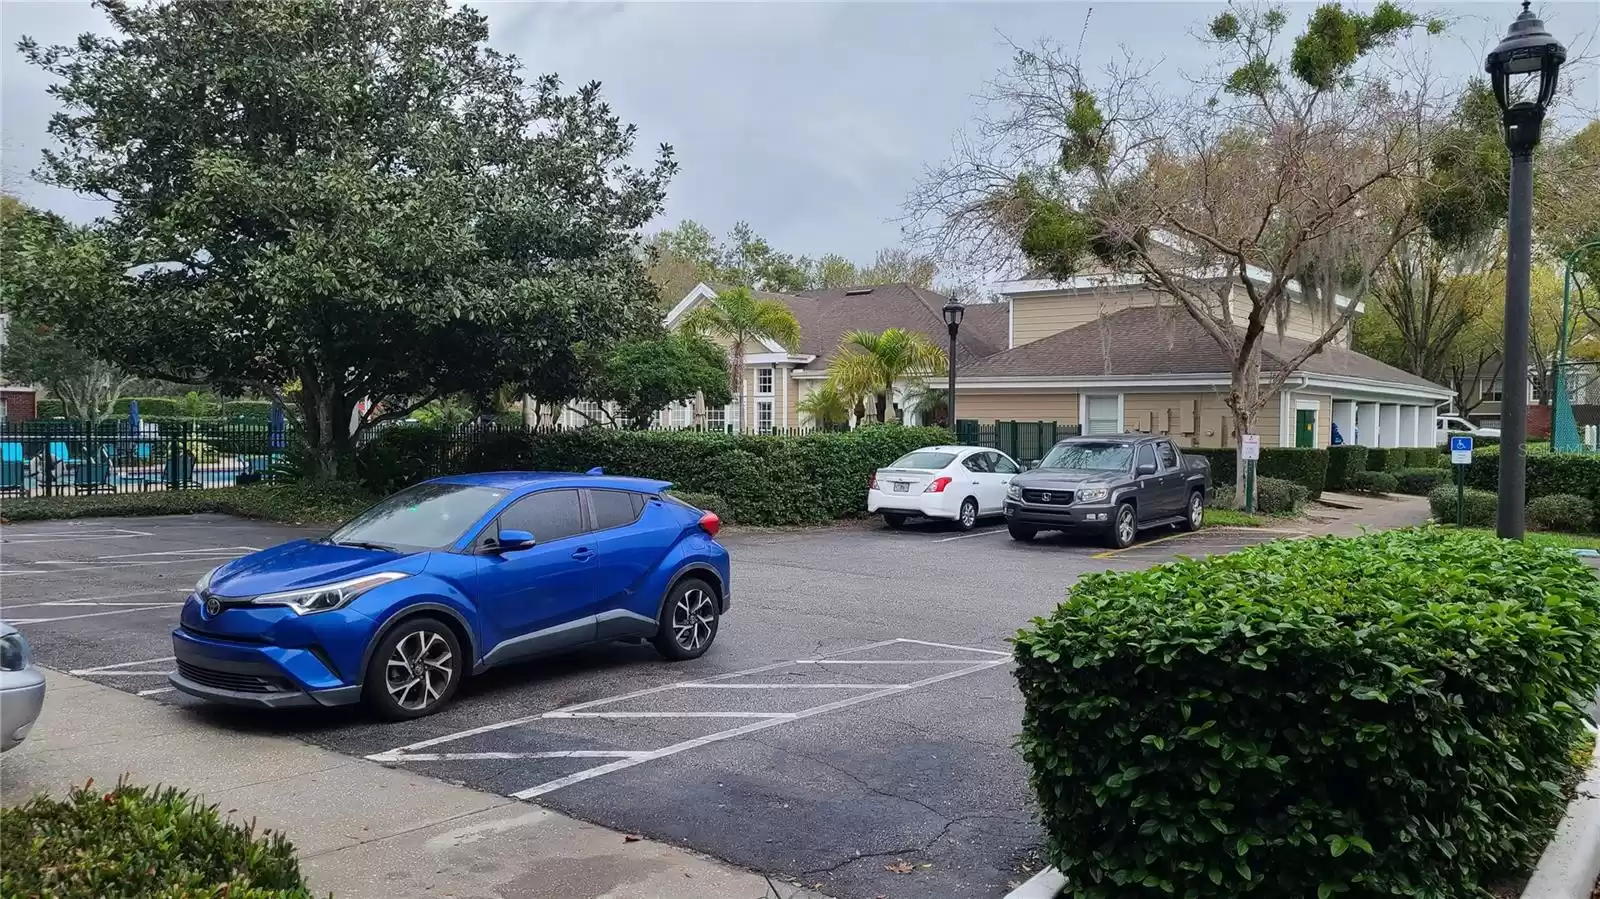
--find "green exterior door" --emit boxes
[1296,408,1317,448]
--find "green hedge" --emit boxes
[1324,445,1368,491]
[1254,476,1309,515]
[1394,467,1447,496]
[0,483,373,526]
[1185,447,1328,498]
[0,779,316,898]
[1013,528,1600,899]
[354,424,954,526]
[1427,484,1498,527]
[1464,447,1600,508]
[1365,447,1406,473]
[666,491,729,523]
[1526,494,1594,533]
[1349,469,1399,495]
[1404,447,1436,468]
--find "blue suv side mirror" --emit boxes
[496,529,536,552]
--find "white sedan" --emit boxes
[868,445,1023,530]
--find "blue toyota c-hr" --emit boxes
[169,472,731,719]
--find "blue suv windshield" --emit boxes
[1038,443,1134,472]
[328,482,507,552]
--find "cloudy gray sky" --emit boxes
[3,1,1596,270]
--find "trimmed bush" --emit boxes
[1205,485,1237,509]
[1445,431,1500,448]
[354,424,954,527]
[1427,483,1497,526]
[1404,447,1436,468]
[1394,467,1446,496]
[1253,476,1309,515]
[1324,445,1368,491]
[1183,448,1327,498]
[0,483,374,525]
[1465,446,1600,509]
[1013,528,1600,899]
[1365,447,1406,473]
[1348,469,1399,495]
[0,778,316,898]
[1526,493,1594,533]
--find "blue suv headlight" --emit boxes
[252,572,410,615]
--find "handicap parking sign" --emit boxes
[1450,434,1473,465]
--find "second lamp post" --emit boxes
[942,297,964,432]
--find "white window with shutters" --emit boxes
[1083,394,1123,435]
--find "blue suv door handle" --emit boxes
[571,547,595,562]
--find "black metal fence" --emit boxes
[0,420,288,498]
[956,420,1082,465]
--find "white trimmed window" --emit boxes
[757,368,774,395]
[1084,395,1122,435]
[706,406,727,432]
[756,401,774,434]
[672,402,691,428]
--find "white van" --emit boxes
[1435,415,1500,444]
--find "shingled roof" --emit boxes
[771,283,1008,368]
[961,304,1447,391]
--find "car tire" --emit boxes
[1181,490,1204,532]
[1008,523,1037,542]
[363,617,463,721]
[653,577,720,661]
[956,497,980,531]
[882,512,910,529]
[1106,502,1137,549]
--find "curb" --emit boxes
[1522,729,1600,899]
[1004,867,1066,899]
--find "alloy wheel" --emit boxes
[672,588,717,652]
[386,630,454,712]
[960,500,977,528]
[1189,493,1203,528]
[1117,507,1136,545]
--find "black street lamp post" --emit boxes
[942,298,964,433]
[1485,1,1565,540]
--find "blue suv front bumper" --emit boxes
[168,595,370,708]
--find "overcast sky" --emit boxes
[3,1,1596,269]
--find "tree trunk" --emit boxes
[874,391,888,423]
[521,395,534,430]
[297,374,354,482]
[1227,346,1263,510]
[730,338,746,433]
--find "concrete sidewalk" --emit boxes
[0,670,824,899]
[1299,492,1433,536]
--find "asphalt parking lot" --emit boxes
[1,512,1285,899]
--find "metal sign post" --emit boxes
[1450,435,1473,527]
[1241,434,1261,514]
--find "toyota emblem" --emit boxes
[1041,492,1052,502]
[205,597,221,616]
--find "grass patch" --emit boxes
[1453,527,1600,552]
[1204,507,1267,527]
[0,482,375,526]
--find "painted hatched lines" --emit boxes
[367,637,1012,800]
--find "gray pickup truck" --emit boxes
[1003,434,1211,548]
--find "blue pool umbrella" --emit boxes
[128,399,141,433]
[269,403,286,450]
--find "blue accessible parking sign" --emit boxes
[1450,435,1473,465]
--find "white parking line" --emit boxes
[96,546,258,559]
[509,659,1008,799]
[137,688,175,697]
[2,590,183,610]
[69,655,176,673]
[368,636,1014,800]
[0,528,154,545]
[388,750,643,762]
[932,527,1008,543]
[5,604,179,625]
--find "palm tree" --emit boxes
[827,328,947,424]
[797,383,853,431]
[679,286,801,432]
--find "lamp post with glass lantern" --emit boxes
[942,298,964,433]
[1485,0,1566,539]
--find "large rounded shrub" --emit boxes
[1348,469,1398,495]
[1526,493,1594,533]
[1394,467,1445,496]
[1013,529,1600,899]
[0,779,315,898]
[1428,483,1497,527]
[1253,477,1308,514]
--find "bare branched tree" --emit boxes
[906,1,1454,502]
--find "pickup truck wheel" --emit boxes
[1007,523,1037,542]
[1105,502,1137,549]
[1181,490,1204,532]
